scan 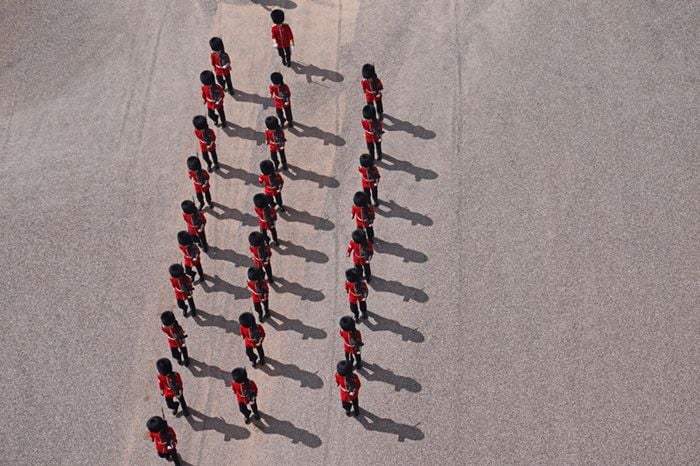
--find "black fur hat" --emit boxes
[200,70,215,86]
[345,268,360,282]
[146,416,166,433]
[253,193,269,209]
[351,229,367,244]
[270,72,284,85]
[169,263,185,278]
[247,266,265,281]
[160,310,176,326]
[265,115,280,130]
[187,156,201,171]
[238,311,255,328]
[270,9,285,24]
[339,315,356,331]
[260,159,276,175]
[353,191,369,207]
[231,367,248,383]
[362,104,376,120]
[192,115,208,130]
[359,153,374,168]
[156,358,173,375]
[209,36,224,52]
[336,360,353,377]
[181,200,197,215]
[361,63,376,79]
[248,231,266,247]
[177,231,193,246]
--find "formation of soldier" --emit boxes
[145,8,393,463]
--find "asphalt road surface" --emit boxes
[2,0,698,464]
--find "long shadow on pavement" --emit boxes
[250,0,298,10]
[355,409,424,442]
[232,87,274,109]
[287,122,345,146]
[378,153,438,182]
[254,411,323,447]
[258,357,324,389]
[185,407,251,441]
[270,276,325,302]
[280,206,335,231]
[374,238,428,263]
[368,276,429,303]
[362,310,425,343]
[186,358,230,387]
[290,61,343,83]
[276,239,329,264]
[375,200,433,227]
[207,203,259,227]
[214,163,259,185]
[358,361,422,393]
[284,163,340,188]
[381,113,436,140]
[200,274,248,300]
[266,310,327,340]
[206,245,252,269]
[221,122,266,145]
[192,309,241,336]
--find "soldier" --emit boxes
[248,231,274,282]
[231,367,261,424]
[181,200,209,252]
[147,416,181,465]
[270,9,294,67]
[361,63,384,119]
[192,115,219,172]
[346,229,373,282]
[177,231,204,282]
[269,72,293,128]
[200,70,227,127]
[339,316,364,369]
[160,311,190,366]
[335,360,361,417]
[209,36,234,96]
[361,104,383,160]
[258,159,285,212]
[253,193,279,246]
[344,268,369,322]
[169,264,197,317]
[239,312,266,367]
[358,153,381,206]
[351,191,375,242]
[156,358,190,417]
[186,156,213,210]
[264,115,288,170]
[247,266,270,321]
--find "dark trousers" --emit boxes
[253,300,270,320]
[266,193,284,210]
[363,225,374,242]
[277,47,291,67]
[270,149,288,170]
[374,99,384,118]
[342,398,360,415]
[245,345,266,364]
[366,141,382,160]
[195,191,213,209]
[238,401,260,419]
[275,107,293,127]
[170,346,190,365]
[207,106,227,126]
[262,226,279,245]
[349,301,368,320]
[176,297,197,316]
[157,450,181,465]
[215,73,234,94]
[201,149,219,169]
[354,263,372,281]
[165,394,189,415]
[344,351,362,369]
[185,263,204,281]
[363,187,379,206]
[194,230,209,252]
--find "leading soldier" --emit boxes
[200,70,227,127]
[231,367,261,424]
[239,312,266,367]
[156,358,190,417]
[160,311,190,366]
[335,360,361,417]
[270,9,294,67]
[147,416,181,465]
[209,37,234,96]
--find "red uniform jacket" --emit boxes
[183,211,207,236]
[271,23,294,48]
[265,128,286,152]
[358,166,381,190]
[194,128,216,153]
[258,173,284,197]
[247,279,269,303]
[362,118,383,143]
[157,373,183,398]
[162,323,187,349]
[179,243,201,268]
[361,78,384,103]
[201,84,225,110]
[335,373,361,402]
[240,324,265,348]
[254,205,277,230]
[210,51,231,77]
[269,84,291,109]
[249,244,272,269]
[150,427,177,454]
[339,329,363,355]
[347,240,373,266]
[170,275,193,301]
[351,204,375,228]
[345,279,368,304]
[231,380,258,404]
[188,169,210,194]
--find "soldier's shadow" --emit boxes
[287,122,345,146]
[254,411,323,447]
[362,310,425,343]
[381,113,436,140]
[266,309,327,340]
[355,409,424,442]
[205,245,252,269]
[276,239,329,264]
[200,274,249,300]
[368,276,429,303]
[378,153,438,182]
[285,163,340,188]
[270,276,325,302]
[374,238,428,263]
[290,61,344,83]
[185,407,251,441]
[221,122,266,145]
[214,163,259,185]
[358,361,422,393]
[232,87,274,109]
[250,0,297,10]
[186,358,230,387]
[192,309,241,336]
[207,202,259,227]
[375,200,434,227]
[280,206,335,231]
[258,356,324,389]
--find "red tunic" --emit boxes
[361,78,384,103]
[188,169,210,194]
[271,24,294,48]
[247,279,269,303]
[240,324,265,348]
[345,280,368,304]
[150,427,177,454]
[335,373,361,402]
[362,118,383,143]
[170,275,193,301]
[258,173,284,197]
[231,380,258,404]
[157,373,183,398]
[339,329,363,355]
[254,205,277,230]
[161,324,187,349]
[178,243,201,268]
[265,128,286,152]
[210,51,231,77]
[347,240,373,266]
[351,205,375,228]
[269,84,291,109]
[194,128,216,153]
[358,166,381,190]
[201,84,225,110]
[249,244,272,269]
[183,211,207,236]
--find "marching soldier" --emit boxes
[358,153,381,206]
[200,70,227,127]
[209,36,234,95]
[239,312,266,367]
[347,229,373,282]
[264,115,288,170]
[186,156,213,210]
[351,191,375,242]
[181,200,209,252]
[361,63,384,119]
[169,264,197,317]
[253,193,279,245]
[248,231,274,282]
[269,72,293,128]
[192,115,219,172]
[231,367,261,424]
[270,9,294,67]
[335,360,361,417]
[258,159,285,212]
[160,310,190,366]
[344,268,369,322]
[147,416,181,465]
[361,104,383,160]
[247,266,270,321]
[156,358,190,417]
[177,231,204,282]
[339,316,364,369]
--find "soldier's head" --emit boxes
[160,310,176,326]
[345,267,360,283]
[186,156,202,172]
[181,200,197,215]
[270,9,285,24]
[336,360,354,377]
[265,115,280,130]
[200,70,215,86]
[169,263,185,278]
[253,193,269,209]
[231,367,248,383]
[209,36,224,52]
[359,153,374,168]
[339,315,356,331]
[192,115,208,130]
[270,72,284,85]
[351,228,367,244]
[259,159,276,176]
[238,311,256,328]
[247,266,265,282]
[146,416,167,433]
[361,63,376,79]
[248,231,266,247]
[156,358,173,375]
[353,191,369,207]
[177,230,193,246]
[362,104,376,120]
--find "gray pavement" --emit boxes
[1,0,698,464]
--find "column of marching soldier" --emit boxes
[146,10,387,464]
